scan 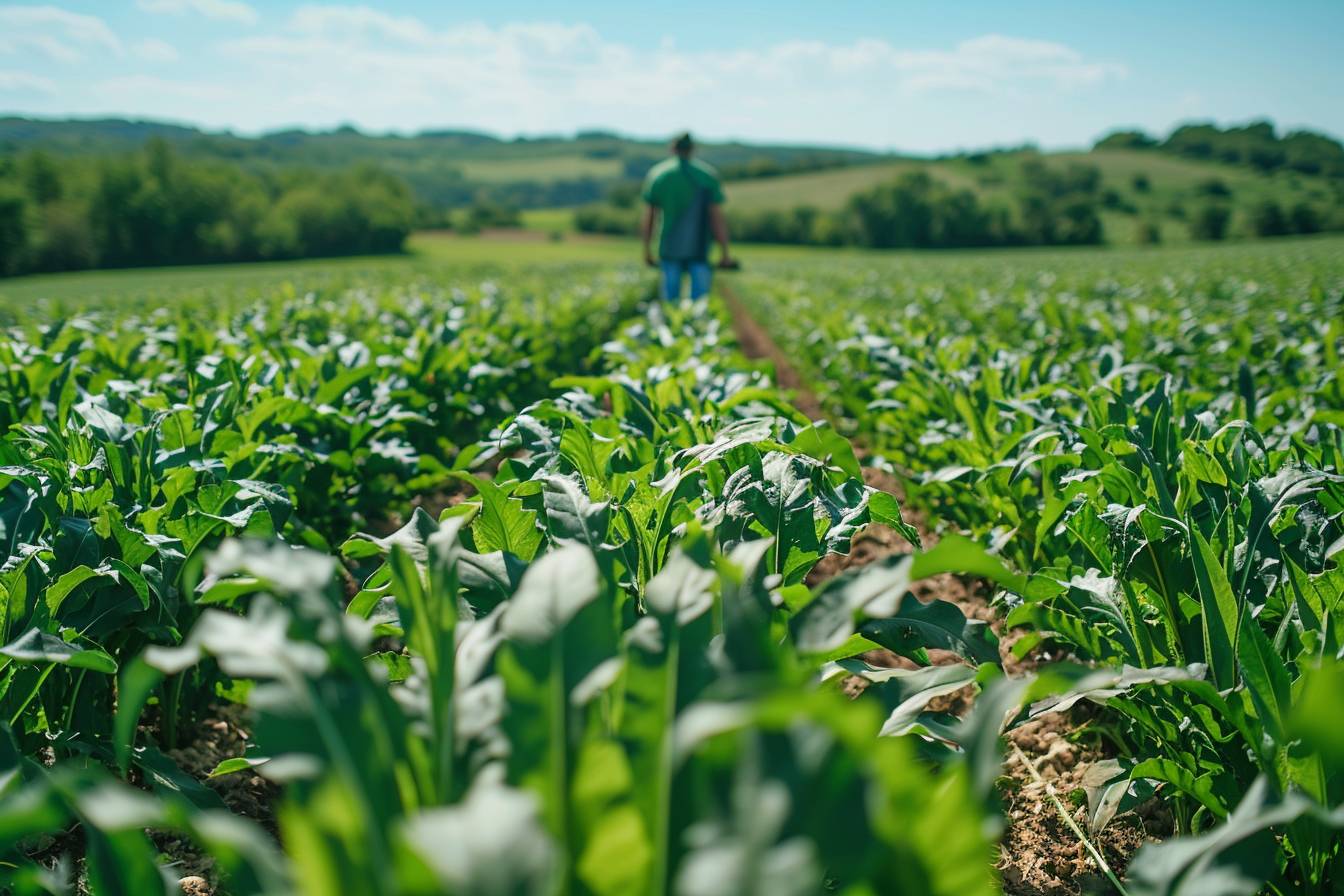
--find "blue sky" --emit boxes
[1,1,1341,152]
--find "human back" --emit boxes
[643,155,723,261]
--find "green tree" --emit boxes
[0,182,31,275]
[33,200,97,271]
[1136,219,1163,244]
[1288,202,1321,234]
[1094,129,1157,150]
[1251,199,1289,237]
[1016,161,1104,245]
[19,151,63,204]
[1189,203,1232,241]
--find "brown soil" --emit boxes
[166,704,277,830]
[719,282,827,421]
[21,705,273,895]
[1000,712,1169,895]
[154,704,278,892]
[721,281,1161,896]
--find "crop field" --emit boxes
[2,235,1343,896]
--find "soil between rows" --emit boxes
[718,281,1167,896]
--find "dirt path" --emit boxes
[719,281,827,421]
[717,279,1161,896]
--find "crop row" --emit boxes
[4,239,1343,896]
[2,269,1013,895]
[735,239,1344,893]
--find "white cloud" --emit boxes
[205,10,1124,147]
[0,5,122,61]
[891,35,1127,93]
[0,5,1129,151]
[137,0,258,26]
[133,37,180,63]
[0,69,57,92]
[289,4,433,45]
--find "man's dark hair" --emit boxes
[673,132,694,156]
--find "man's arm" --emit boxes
[709,203,734,267]
[641,205,657,267]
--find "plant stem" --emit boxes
[1011,742,1132,896]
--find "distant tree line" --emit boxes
[0,117,881,215]
[715,153,858,181]
[577,161,1109,249]
[0,138,416,277]
[1095,121,1344,179]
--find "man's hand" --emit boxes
[708,205,735,270]
[641,205,658,268]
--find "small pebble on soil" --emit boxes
[179,876,212,896]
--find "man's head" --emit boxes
[672,132,694,158]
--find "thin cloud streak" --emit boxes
[0,69,57,93]
[136,0,259,26]
[0,5,123,61]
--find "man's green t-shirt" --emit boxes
[642,157,725,261]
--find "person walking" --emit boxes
[641,133,735,300]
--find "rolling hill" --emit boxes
[722,148,1343,244]
[3,115,1341,246]
[0,117,884,209]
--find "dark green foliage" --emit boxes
[1288,201,1322,234]
[847,171,1007,249]
[1016,161,1104,245]
[1136,219,1163,244]
[1094,130,1159,150]
[0,139,416,276]
[574,202,638,236]
[0,182,30,276]
[1251,199,1290,237]
[1095,121,1344,179]
[1197,177,1233,198]
[1189,202,1232,240]
[730,205,842,247]
[460,200,522,232]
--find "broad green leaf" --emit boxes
[1,628,117,674]
[1189,526,1238,690]
[500,544,601,644]
[44,564,115,615]
[451,473,544,561]
[1126,777,1344,896]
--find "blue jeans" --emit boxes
[660,260,712,300]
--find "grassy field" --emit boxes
[519,207,579,232]
[7,228,1341,310]
[457,154,625,183]
[0,232,634,307]
[0,229,882,307]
